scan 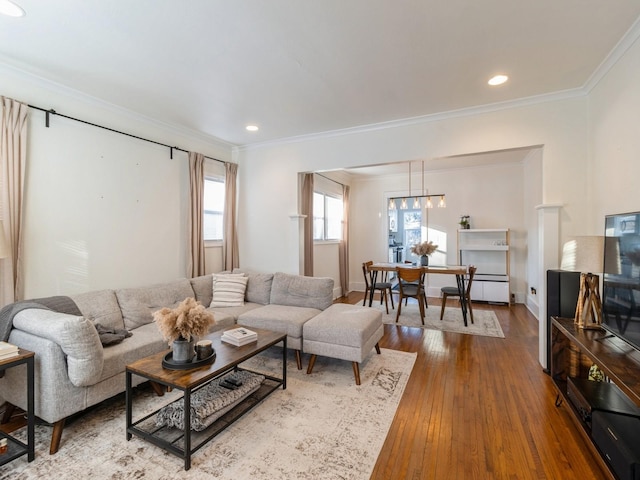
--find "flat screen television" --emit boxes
[602,211,640,351]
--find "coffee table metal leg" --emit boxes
[282,337,287,390]
[125,371,132,441]
[26,356,34,462]
[184,388,191,470]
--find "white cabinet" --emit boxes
[458,229,510,303]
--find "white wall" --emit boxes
[237,98,589,306]
[589,34,640,225]
[347,160,531,301]
[1,63,232,297]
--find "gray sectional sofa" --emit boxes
[0,271,334,454]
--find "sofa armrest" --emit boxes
[12,309,104,387]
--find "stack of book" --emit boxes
[221,327,258,347]
[0,341,19,360]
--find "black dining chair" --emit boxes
[440,265,477,324]
[362,261,395,314]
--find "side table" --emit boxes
[0,349,35,465]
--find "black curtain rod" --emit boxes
[28,104,225,164]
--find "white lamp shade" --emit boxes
[561,236,604,273]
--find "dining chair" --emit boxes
[362,261,395,314]
[395,267,427,324]
[440,265,477,324]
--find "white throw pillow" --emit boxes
[211,273,248,307]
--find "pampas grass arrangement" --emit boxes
[153,297,215,345]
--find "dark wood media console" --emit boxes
[551,317,640,479]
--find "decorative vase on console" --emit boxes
[420,255,429,266]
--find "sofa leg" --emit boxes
[375,343,381,354]
[295,350,302,370]
[307,354,317,374]
[1,402,15,424]
[352,362,361,385]
[50,418,65,454]
[149,381,165,396]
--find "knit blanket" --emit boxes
[155,370,265,431]
[0,296,82,342]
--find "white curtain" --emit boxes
[188,152,205,277]
[0,97,28,306]
[223,162,239,271]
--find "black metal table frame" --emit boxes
[126,336,286,470]
[0,351,35,466]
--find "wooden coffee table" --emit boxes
[125,327,286,470]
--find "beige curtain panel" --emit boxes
[188,152,206,277]
[0,96,28,306]
[339,184,350,297]
[301,173,314,277]
[223,162,239,271]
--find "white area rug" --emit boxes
[375,303,505,338]
[2,347,416,480]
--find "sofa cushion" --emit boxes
[211,274,248,307]
[99,322,167,381]
[237,304,321,339]
[232,270,274,305]
[116,279,195,330]
[13,309,103,388]
[269,272,334,310]
[190,274,213,308]
[70,289,125,331]
[208,302,262,323]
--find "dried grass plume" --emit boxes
[153,297,215,344]
[410,241,438,256]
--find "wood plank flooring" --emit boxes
[339,292,610,480]
[1,293,611,478]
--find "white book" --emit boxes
[0,341,18,353]
[221,333,257,346]
[0,350,19,360]
[223,327,257,341]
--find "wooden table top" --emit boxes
[370,262,467,275]
[126,327,286,390]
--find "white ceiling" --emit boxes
[1,1,640,147]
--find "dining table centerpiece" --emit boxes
[153,297,215,363]
[410,241,438,266]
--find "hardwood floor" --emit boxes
[339,292,610,480]
[1,293,611,478]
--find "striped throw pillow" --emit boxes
[211,274,248,307]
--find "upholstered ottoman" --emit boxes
[303,303,383,385]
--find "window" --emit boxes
[313,192,343,241]
[204,177,224,241]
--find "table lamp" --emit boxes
[560,235,604,329]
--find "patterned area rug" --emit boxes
[2,347,416,480]
[374,303,505,338]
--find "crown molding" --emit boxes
[0,57,235,152]
[583,14,640,93]
[235,88,586,153]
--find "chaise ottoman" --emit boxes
[303,303,384,385]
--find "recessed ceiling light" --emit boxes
[488,74,509,86]
[0,0,25,17]
[246,125,259,132]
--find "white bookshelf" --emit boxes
[458,229,510,303]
